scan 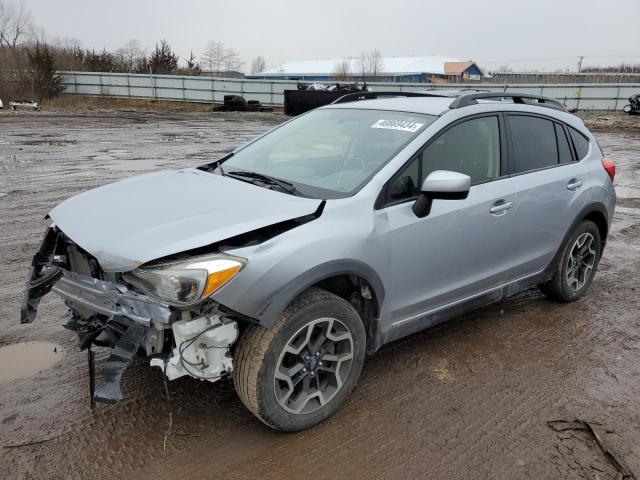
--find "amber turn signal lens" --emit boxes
[202,265,242,297]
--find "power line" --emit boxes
[479,55,640,65]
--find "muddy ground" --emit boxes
[0,109,639,479]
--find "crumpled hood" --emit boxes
[49,168,322,272]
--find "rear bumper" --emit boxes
[52,270,172,328]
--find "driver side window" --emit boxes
[421,116,500,185]
[386,115,500,204]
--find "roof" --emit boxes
[323,96,456,116]
[258,56,472,76]
[319,92,576,121]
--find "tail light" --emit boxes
[601,157,615,181]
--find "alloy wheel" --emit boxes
[566,232,597,292]
[274,317,354,415]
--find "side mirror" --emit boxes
[412,170,471,218]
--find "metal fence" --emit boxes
[59,71,640,111]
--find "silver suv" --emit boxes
[22,91,616,431]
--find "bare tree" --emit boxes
[200,41,227,75]
[223,47,244,73]
[357,51,367,80]
[115,39,144,72]
[333,59,351,81]
[0,0,33,49]
[250,55,266,74]
[365,49,384,80]
[356,50,384,81]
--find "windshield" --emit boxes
[221,108,436,198]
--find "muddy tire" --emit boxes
[539,220,601,302]
[233,288,366,431]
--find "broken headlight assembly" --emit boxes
[123,254,245,306]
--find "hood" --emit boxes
[49,168,322,272]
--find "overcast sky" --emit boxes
[24,0,640,72]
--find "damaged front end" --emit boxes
[21,226,241,406]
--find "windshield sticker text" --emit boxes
[371,119,424,133]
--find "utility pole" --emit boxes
[577,56,584,73]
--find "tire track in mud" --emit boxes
[1,113,639,480]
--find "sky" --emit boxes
[22,0,640,72]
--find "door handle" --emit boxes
[567,180,583,191]
[489,201,513,214]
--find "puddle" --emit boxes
[0,341,64,382]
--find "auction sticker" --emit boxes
[371,119,424,133]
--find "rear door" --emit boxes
[505,114,588,281]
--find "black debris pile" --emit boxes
[215,95,274,112]
[284,82,369,116]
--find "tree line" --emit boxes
[0,0,268,100]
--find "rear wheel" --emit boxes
[539,220,601,302]
[234,288,366,431]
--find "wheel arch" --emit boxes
[582,208,609,248]
[543,201,610,280]
[254,260,385,351]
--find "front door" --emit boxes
[378,115,516,325]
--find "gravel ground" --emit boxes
[0,109,639,479]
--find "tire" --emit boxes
[539,220,601,302]
[623,104,632,113]
[234,287,366,431]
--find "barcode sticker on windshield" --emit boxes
[371,119,424,133]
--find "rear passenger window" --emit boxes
[508,115,558,173]
[555,124,573,164]
[569,127,590,160]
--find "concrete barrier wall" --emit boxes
[59,71,640,111]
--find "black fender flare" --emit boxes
[254,259,386,329]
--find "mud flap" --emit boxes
[92,321,147,405]
[21,227,65,324]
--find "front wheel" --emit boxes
[623,104,632,113]
[234,288,366,431]
[539,220,602,302]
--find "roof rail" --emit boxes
[449,92,568,112]
[331,91,450,105]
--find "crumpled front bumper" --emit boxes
[21,226,240,406]
[52,270,172,328]
[20,226,175,404]
[22,226,175,329]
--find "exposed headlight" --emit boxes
[123,254,245,305]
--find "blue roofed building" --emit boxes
[247,56,483,83]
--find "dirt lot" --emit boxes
[0,109,639,479]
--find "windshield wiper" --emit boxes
[225,170,298,195]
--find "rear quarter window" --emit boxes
[568,127,590,160]
[508,115,558,173]
[555,124,574,164]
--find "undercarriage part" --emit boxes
[93,321,147,404]
[65,311,153,405]
[88,346,96,411]
[150,314,238,382]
